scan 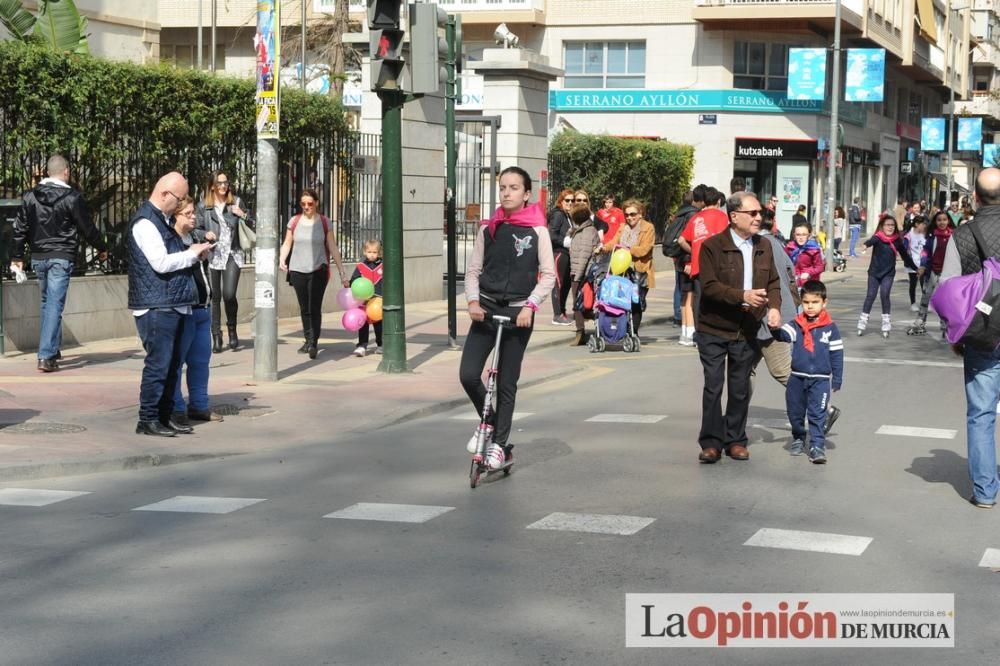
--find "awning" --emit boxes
[916,0,938,42]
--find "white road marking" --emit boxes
[132,496,267,514]
[450,412,533,421]
[744,528,872,556]
[875,425,957,439]
[845,356,961,368]
[585,414,667,424]
[978,548,1000,568]
[749,418,792,429]
[0,488,91,507]
[324,502,454,523]
[526,512,655,536]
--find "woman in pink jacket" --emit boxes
[785,225,824,288]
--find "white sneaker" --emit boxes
[678,336,696,347]
[353,346,365,357]
[375,345,383,355]
[910,303,919,312]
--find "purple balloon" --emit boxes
[336,287,362,311]
[342,307,368,332]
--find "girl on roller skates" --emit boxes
[857,215,917,338]
[907,210,956,337]
[459,166,556,466]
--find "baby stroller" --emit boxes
[831,248,847,272]
[587,261,641,354]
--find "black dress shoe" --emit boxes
[162,419,194,435]
[824,406,841,435]
[188,408,223,422]
[37,358,59,373]
[170,411,191,426]
[136,421,176,437]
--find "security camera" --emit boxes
[493,23,519,49]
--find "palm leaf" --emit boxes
[34,0,89,55]
[0,0,36,41]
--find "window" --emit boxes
[564,41,645,88]
[733,42,788,91]
[908,91,922,126]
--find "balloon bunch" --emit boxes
[338,277,383,332]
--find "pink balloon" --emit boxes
[336,287,362,310]
[342,307,368,332]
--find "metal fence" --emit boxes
[0,126,382,276]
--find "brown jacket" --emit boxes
[698,228,781,340]
[603,219,656,288]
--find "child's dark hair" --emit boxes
[499,166,532,192]
[800,279,827,300]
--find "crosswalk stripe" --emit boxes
[585,414,667,424]
[875,425,956,439]
[324,502,454,523]
[978,548,1000,569]
[450,412,533,421]
[526,512,655,536]
[744,528,872,556]
[0,488,91,507]
[132,495,266,514]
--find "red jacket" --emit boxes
[785,241,824,287]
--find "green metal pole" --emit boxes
[445,16,458,348]
[377,89,408,373]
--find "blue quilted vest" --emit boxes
[127,201,196,310]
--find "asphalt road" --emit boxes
[0,270,996,665]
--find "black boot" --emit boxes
[212,331,224,354]
[298,339,311,354]
[307,341,318,360]
[227,325,240,351]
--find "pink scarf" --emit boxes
[483,201,546,239]
[875,229,900,255]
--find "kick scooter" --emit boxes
[469,314,515,489]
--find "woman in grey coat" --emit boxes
[196,170,255,353]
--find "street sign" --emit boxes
[698,114,717,125]
[900,161,912,174]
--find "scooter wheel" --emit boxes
[470,461,481,488]
[503,464,512,476]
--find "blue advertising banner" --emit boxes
[844,48,885,102]
[787,48,827,101]
[548,89,823,113]
[985,144,1000,168]
[921,118,945,151]
[957,117,983,152]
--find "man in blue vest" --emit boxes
[129,172,213,437]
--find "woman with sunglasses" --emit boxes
[601,199,655,332]
[547,188,574,325]
[196,170,255,353]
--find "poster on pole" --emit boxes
[957,117,983,152]
[844,48,885,102]
[985,144,1000,168]
[255,0,280,139]
[787,48,827,100]
[921,118,945,151]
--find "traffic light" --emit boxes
[408,3,448,94]
[368,0,405,92]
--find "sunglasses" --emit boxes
[625,212,640,218]
[563,197,573,202]
[736,209,763,217]
[574,198,588,203]
[216,180,229,187]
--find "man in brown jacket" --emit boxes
[695,191,782,463]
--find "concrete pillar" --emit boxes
[472,48,562,191]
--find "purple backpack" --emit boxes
[930,224,1000,350]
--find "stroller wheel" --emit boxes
[587,335,598,352]
[632,335,642,352]
[596,337,607,353]
[623,336,635,353]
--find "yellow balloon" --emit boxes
[610,248,632,275]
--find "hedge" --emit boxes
[547,131,694,234]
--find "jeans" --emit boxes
[848,225,861,256]
[963,346,1000,504]
[673,271,682,321]
[135,309,188,423]
[173,307,212,413]
[786,374,830,450]
[32,258,73,360]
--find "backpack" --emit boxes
[599,275,637,310]
[289,213,330,235]
[930,223,1000,350]
[661,210,691,258]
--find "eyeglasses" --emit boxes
[736,209,763,217]
[563,197,573,202]
[625,212,640,218]
[300,200,316,207]
[177,209,195,218]
[574,198,588,203]
[165,191,184,204]
[216,180,229,187]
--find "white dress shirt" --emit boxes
[729,228,754,290]
[131,207,199,317]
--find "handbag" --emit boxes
[237,216,256,251]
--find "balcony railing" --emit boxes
[347,0,544,10]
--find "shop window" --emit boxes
[564,41,645,89]
[733,41,788,91]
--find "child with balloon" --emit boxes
[349,239,384,356]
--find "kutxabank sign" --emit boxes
[548,89,823,113]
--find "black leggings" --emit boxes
[289,266,329,343]
[862,273,894,315]
[359,321,383,347]
[210,256,241,332]
[459,303,533,446]
[551,250,571,317]
[632,285,649,332]
[907,272,928,305]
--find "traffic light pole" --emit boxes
[377,89,408,373]
[445,16,458,348]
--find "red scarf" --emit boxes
[874,229,900,255]
[794,310,832,353]
[483,201,546,239]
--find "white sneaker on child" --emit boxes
[353,346,365,357]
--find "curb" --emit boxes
[0,452,244,482]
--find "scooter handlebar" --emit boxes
[491,314,512,324]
